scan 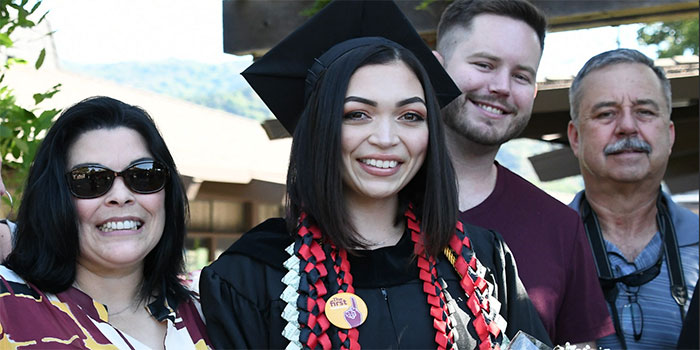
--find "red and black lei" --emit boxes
[291,208,503,350]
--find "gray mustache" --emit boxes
[604,138,651,155]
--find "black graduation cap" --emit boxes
[242,0,460,133]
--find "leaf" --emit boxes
[32,93,44,105]
[0,125,11,138]
[18,19,35,28]
[36,10,48,25]
[35,108,58,130]
[415,0,437,10]
[0,33,13,47]
[29,1,41,15]
[7,58,27,66]
[32,83,60,104]
[34,48,45,69]
[300,0,331,17]
[10,144,19,159]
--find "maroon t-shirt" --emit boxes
[459,163,614,345]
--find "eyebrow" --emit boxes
[345,96,426,108]
[345,96,376,106]
[69,157,154,171]
[634,99,661,110]
[397,96,426,107]
[592,99,661,111]
[471,52,537,78]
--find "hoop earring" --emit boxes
[5,190,12,210]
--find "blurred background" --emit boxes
[1,0,697,271]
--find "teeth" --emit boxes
[98,220,142,232]
[361,159,398,169]
[477,103,505,115]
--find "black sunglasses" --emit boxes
[66,160,169,199]
[599,253,663,289]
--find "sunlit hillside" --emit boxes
[63,59,273,122]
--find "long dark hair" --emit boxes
[286,44,457,257]
[5,96,190,303]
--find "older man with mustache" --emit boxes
[567,48,699,350]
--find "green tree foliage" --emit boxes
[0,0,61,212]
[300,0,331,17]
[302,0,440,16]
[637,18,699,58]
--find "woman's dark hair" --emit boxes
[5,96,190,303]
[286,45,458,257]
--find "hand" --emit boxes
[344,296,363,328]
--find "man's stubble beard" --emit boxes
[442,96,530,147]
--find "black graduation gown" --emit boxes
[200,218,551,349]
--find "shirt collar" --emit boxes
[58,282,180,323]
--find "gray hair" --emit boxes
[569,48,672,122]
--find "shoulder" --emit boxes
[0,265,41,300]
[202,218,292,287]
[664,192,699,246]
[462,222,502,246]
[199,219,291,316]
[215,217,292,268]
[460,222,508,265]
[495,164,581,221]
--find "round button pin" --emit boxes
[325,292,368,329]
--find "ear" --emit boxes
[533,83,538,98]
[433,50,445,66]
[668,120,676,151]
[567,121,580,158]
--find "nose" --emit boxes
[104,177,135,206]
[615,108,639,136]
[368,118,399,148]
[488,69,511,97]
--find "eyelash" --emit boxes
[343,111,368,120]
[514,74,531,83]
[596,111,614,118]
[473,62,531,83]
[399,112,425,122]
[474,62,492,70]
[594,109,658,119]
[342,111,426,122]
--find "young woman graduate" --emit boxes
[199,1,551,349]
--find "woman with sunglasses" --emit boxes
[200,1,549,349]
[0,96,210,349]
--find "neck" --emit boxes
[74,262,146,314]
[344,191,402,249]
[585,183,660,261]
[444,127,500,211]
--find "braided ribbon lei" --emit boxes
[406,208,456,350]
[447,221,505,350]
[281,209,505,350]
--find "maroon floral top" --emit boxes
[0,265,211,349]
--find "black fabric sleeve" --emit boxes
[199,220,293,349]
[677,286,699,350]
[199,263,270,349]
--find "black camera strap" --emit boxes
[656,194,688,321]
[580,191,687,349]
